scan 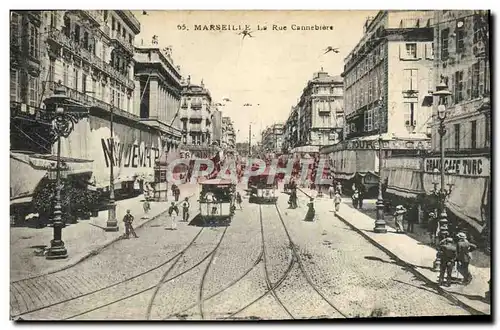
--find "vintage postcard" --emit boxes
[9,9,491,321]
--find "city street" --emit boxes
[10,187,471,320]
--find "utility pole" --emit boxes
[248,124,252,157]
[105,105,118,232]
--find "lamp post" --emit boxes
[431,80,453,270]
[43,86,89,259]
[373,97,387,233]
[105,105,119,232]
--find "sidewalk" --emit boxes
[298,188,491,315]
[10,183,198,282]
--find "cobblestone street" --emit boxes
[10,188,473,320]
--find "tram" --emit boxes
[198,178,236,225]
[248,166,279,204]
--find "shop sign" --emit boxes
[424,157,490,177]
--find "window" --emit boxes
[373,106,379,130]
[74,24,80,43]
[129,34,133,45]
[10,70,19,102]
[29,24,39,58]
[48,60,55,82]
[83,31,89,49]
[364,109,373,131]
[454,124,460,150]
[471,62,480,99]
[28,76,38,107]
[82,74,87,93]
[404,102,416,132]
[471,120,477,149]
[10,12,20,47]
[63,16,71,37]
[405,43,417,58]
[403,69,418,91]
[456,24,465,53]
[73,68,78,90]
[441,28,449,59]
[63,63,69,86]
[92,78,97,95]
[454,70,464,102]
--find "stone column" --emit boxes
[149,78,159,118]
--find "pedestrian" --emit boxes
[123,209,138,239]
[352,190,359,209]
[328,185,335,199]
[438,237,457,287]
[236,192,243,209]
[456,232,477,285]
[305,198,315,222]
[393,205,407,233]
[174,186,180,202]
[406,205,416,233]
[181,197,190,222]
[171,183,178,200]
[427,212,438,246]
[358,184,365,209]
[168,202,179,230]
[333,191,342,214]
[336,181,342,195]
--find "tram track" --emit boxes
[272,203,348,318]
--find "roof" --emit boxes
[199,178,234,185]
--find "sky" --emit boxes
[133,10,378,142]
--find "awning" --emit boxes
[10,152,94,205]
[385,168,424,199]
[331,172,356,180]
[422,173,488,232]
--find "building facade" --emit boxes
[261,124,284,153]
[179,78,212,146]
[292,70,344,151]
[423,10,491,234]
[281,106,298,153]
[343,11,435,139]
[221,116,236,151]
[134,45,183,151]
[10,11,180,212]
[323,11,435,192]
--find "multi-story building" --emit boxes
[11,11,175,212]
[281,106,298,154]
[261,124,284,153]
[211,109,222,146]
[179,78,216,158]
[322,11,435,193]
[134,44,183,151]
[422,10,491,234]
[221,116,236,151]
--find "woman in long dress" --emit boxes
[305,198,315,222]
[394,205,407,233]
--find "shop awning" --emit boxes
[423,173,488,232]
[10,152,94,205]
[385,168,424,199]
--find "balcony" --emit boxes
[44,81,139,122]
[104,64,135,90]
[190,123,202,132]
[110,29,135,55]
[190,102,203,110]
[189,113,203,120]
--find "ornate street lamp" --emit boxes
[43,86,89,259]
[373,97,387,233]
[433,80,453,230]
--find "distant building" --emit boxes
[180,78,212,146]
[261,124,284,153]
[221,116,236,151]
[283,69,344,154]
[211,109,222,146]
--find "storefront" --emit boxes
[56,116,163,190]
[422,155,490,234]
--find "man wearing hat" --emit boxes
[427,211,438,246]
[456,232,477,285]
[123,209,138,239]
[438,237,457,287]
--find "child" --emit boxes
[333,191,342,214]
[168,202,179,230]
